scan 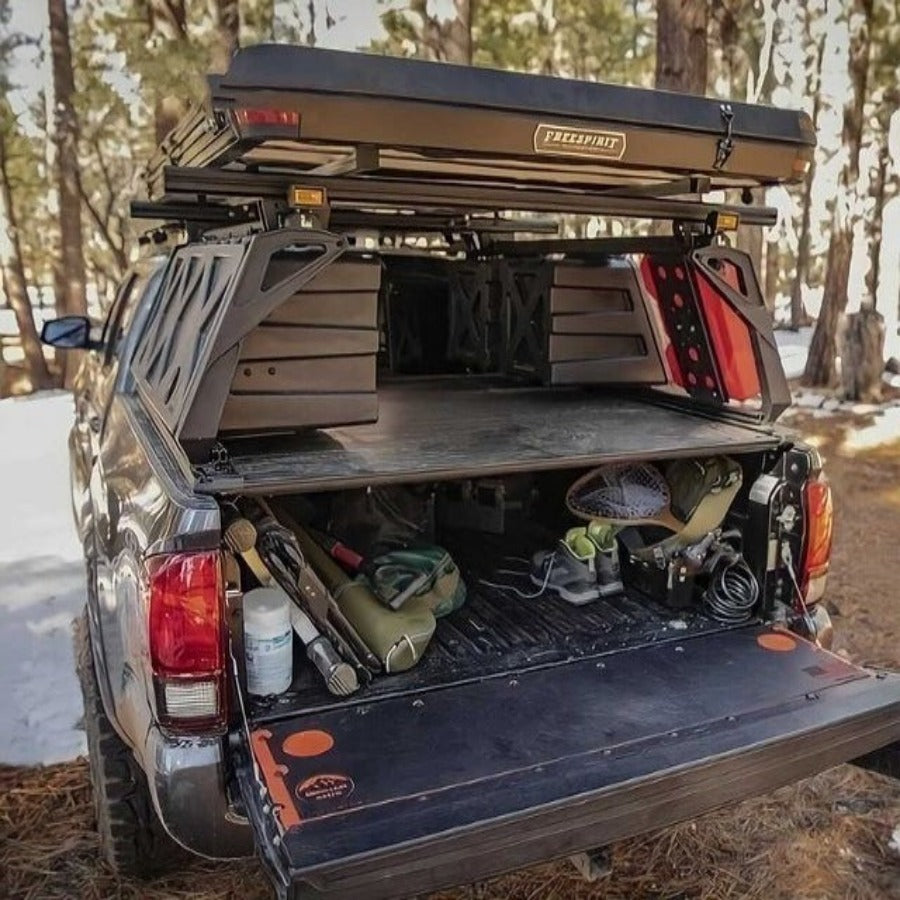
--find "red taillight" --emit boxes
[233,107,300,130]
[800,476,834,605]
[148,551,226,731]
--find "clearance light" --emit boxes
[288,185,327,208]
[711,211,740,232]
[233,107,300,129]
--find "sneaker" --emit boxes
[530,531,601,605]
[585,520,625,597]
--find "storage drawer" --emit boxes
[499,258,665,386]
[223,258,381,432]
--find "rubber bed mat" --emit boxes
[249,529,726,720]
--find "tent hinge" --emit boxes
[713,103,735,170]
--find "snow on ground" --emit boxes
[774,326,813,380]
[0,392,86,764]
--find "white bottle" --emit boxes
[243,587,293,696]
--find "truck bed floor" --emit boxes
[249,529,727,721]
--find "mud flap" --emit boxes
[234,626,900,900]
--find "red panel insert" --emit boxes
[639,256,685,388]
[693,268,761,401]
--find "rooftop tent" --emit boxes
[143,45,815,207]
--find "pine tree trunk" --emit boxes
[790,164,815,329]
[409,0,473,64]
[736,209,763,284]
[790,36,825,330]
[451,0,473,65]
[0,130,52,389]
[47,0,87,324]
[805,227,853,386]
[652,0,707,237]
[655,0,708,94]
[763,238,779,310]
[866,143,888,306]
[840,306,884,402]
[803,0,873,387]
[212,0,239,73]
[149,0,188,143]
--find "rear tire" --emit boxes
[75,609,187,878]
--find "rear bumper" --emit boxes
[145,726,253,859]
[280,675,899,899]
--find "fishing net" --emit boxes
[566,462,671,522]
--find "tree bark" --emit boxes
[150,0,189,144]
[212,0,239,73]
[409,0,473,64]
[803,0,873,387]
[47,0,87,321]
[655,0,707,94]
[840,307,884,402]
[651,0,707,238]
[763,237,779,310]
[736,205,763,285]
[790,33,826,330]
[0,126,52,389]
[866,140,889,307]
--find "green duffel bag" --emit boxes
[367,546,467,618]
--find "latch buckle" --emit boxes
[713,103,735,170]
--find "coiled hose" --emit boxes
[703,553,759,624]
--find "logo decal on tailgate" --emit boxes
[533,123,627,160]
[296,774,355,803]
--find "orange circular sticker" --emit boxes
[282,729,335,758]
[757,633,797,652]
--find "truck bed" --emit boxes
[247,523,729,722]
[200,378,782,495]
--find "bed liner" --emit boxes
[247,524,730,721]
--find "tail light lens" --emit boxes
[233,107,300,133]
[147,551,226,732]
[800,475,834,606]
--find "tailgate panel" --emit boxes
[237,627,900,897]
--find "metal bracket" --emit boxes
[604,174,711,199]
[307,144,380,177]
[714,104,735,170]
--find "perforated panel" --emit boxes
[132,243,247,432]
[640,255,724,404]
[131,228,348,452]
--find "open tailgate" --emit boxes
[234,626,900,899]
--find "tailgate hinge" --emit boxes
[194,441,244,492]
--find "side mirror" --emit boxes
[40,316,98,350]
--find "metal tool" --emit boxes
[224,517,359,696]
[253,513,379,678]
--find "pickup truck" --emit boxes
[41,46,900,900]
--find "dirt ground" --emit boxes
[2,411,899,900]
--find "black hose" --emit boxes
[703,555,759,624]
